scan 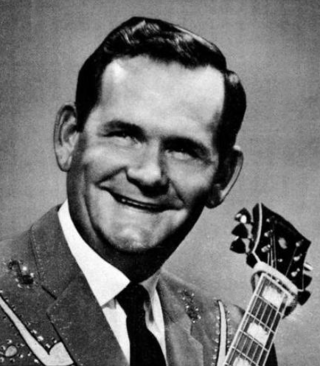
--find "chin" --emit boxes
[104,227,164,254]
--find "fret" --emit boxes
[243,316,273,347]
[224,274,295,366]
[226,348,257,366]
[225,347,269,366]
[243,318,276,354]
[250,300,282,333]
[225,349,269,366]
[251,296,277,328]
[233,330,264,362]
[227,330,268,366]
[247,275,289,330]
[255,276,287,310]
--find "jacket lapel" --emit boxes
[31,207,128,366]
[47,272,127,366]
[30,208,204,366]
[158,276,203,366]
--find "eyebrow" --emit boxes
[102,120,144,137]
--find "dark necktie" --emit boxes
[117,283,166,366]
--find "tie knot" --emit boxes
[117,283,149,316]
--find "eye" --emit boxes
[166,143,199,161]
[107,130,137,146]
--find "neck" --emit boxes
[76,228,169,282]
[100,247,167,283]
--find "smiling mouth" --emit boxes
[111,192,168,213]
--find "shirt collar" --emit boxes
[58,201,160,307]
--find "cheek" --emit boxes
[171,170,214,207]
[79,145,130,180]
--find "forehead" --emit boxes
[97,57,225,139]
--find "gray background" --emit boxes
[1,0,319,364]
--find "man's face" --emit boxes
[66,56,225,261]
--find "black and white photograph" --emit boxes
[0,1,319,365]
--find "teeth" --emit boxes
[114,194,163,212]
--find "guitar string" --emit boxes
[263,231,281,358]
[247,235,274,365]
[228,279,285,365]
[238,212,272,364]
[252,278,270,366]
[269,231,280,334]
[252,276,283,366]
[229,227,273,364]
[236,231,280,366]
[228,218,292,365]
[248,222,284,365]
[285,235,298,280]
[227,289,259,363]
[230,280,267,365]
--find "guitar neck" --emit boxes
[224,273,296,366]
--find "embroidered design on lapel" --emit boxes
[0,340,18,363]
[8,260,35,287]
[179,289,202,323]
[0,294,74,366]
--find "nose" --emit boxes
[126,145,168,194]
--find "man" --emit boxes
[0,17,276,365]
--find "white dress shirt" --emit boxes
[58,201,167,363]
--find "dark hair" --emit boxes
[75,17,246,161]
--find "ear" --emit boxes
[54,103,80,172]
[206,146,243,209]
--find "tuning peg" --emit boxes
[235,208,252,224]
[232,223,249,239]
[296,239,308,248]
[304,262,313,272]
[264,230,273,238]
[293,254,302,262]
[261,244,271,253]
[291,268,301,278]
[230,237,247,254]
[303,274,312,288]
[298,290,311,306]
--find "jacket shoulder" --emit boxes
[0,229,34,286]
[0,208,64,365]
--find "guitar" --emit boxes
[225,203,312,366]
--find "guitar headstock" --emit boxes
[231,203,312,306]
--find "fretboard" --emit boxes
[224,273,295,366]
